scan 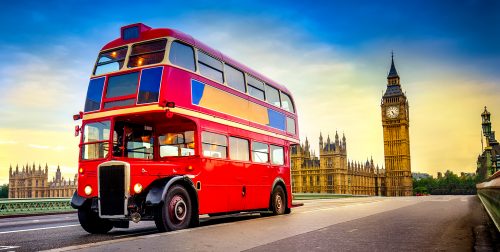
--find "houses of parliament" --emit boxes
[291,56,413,196]
[8,163,77,198]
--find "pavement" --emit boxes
[0,195,497,251]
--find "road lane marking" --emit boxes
[347,229,358,233]
[0,246,20,251]
[0,224,80,235]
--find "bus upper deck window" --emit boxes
[128,39,167,68]
[169,41,196,71]
[93,47,128,75]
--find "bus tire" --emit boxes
[154,185,192,232]
[78,206,113,234]
[270,186,286,215]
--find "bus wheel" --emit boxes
[271,186,286,215]
[155,185,192,232]
[78,206,113,234]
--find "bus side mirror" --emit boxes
[75,125,81,137]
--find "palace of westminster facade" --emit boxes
[291,56,413,196]
[8,163,77,198]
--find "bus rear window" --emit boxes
[94,47,127,75]
[128,39,167,68]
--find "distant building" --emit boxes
[412,172,431,181]
[476,107,500,180]
[291,132,386,196]
[8,163,77,198]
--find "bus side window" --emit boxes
[247,75,265,100]
[280,92,295,113]
[265,84,281,107]
[229,137,249,161]
[201,132,227,158]
[225,65,246,93]
[198,51,224,83]
[252,142,269,163]
[169,41,196,71]
[270,145,284,165]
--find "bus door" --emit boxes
[247,141,272,209]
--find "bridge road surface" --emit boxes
[0,196,496,251]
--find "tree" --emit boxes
[0,184,8,198]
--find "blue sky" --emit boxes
[0,0,499,183]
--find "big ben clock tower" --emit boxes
[381,54,413,196]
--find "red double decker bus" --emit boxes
[71,23,299,233]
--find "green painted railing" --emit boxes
[477,171,500,231]
[0,198,75,216]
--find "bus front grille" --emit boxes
[99,165,126,216]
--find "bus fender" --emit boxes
[271,177,286,192]
[70,191,88,209]
[145,176,196,206]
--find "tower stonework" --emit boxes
[381,55,413,196]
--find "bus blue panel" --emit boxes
[267,108,286,131]
[191,79,205,105]
[84,77,105,112]
[137,67,163,104]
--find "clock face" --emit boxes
[386,106,399,118]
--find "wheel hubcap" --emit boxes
[276,195,283,211]
[168,195,187,223]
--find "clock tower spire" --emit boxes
[381,53,413,196]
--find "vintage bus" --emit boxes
[71,23,299,233]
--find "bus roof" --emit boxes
[101,24,292,95]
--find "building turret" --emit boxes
[319,132,323,150]
[56,165,62,181]
[9,165,12,175]
[335,131,339,146]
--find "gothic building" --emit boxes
[8,163,77,198]
[476,106,500,180]
[291,132,386,196]
[381,55,413,196]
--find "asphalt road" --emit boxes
[0,196,496,251]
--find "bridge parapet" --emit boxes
[477,170,500,231]
[0,198,73,216]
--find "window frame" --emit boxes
[80,120,112,161]
[93,46,128,76]
[246,74,266,100]
[251,141,269,163]
[127,38,168,68]
[201,131,228,159]
[270,145,284,165]
[197,50,224,83]
[168,40,196,72]
[225,64,246,93]
[280,91,295,113]
[229,136,250,162]
[265,84,281,107]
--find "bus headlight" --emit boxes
[133,183,143,194]
[84,185,92,195]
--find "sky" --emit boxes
[0,0,499,184]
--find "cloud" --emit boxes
[28,144,50,149]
